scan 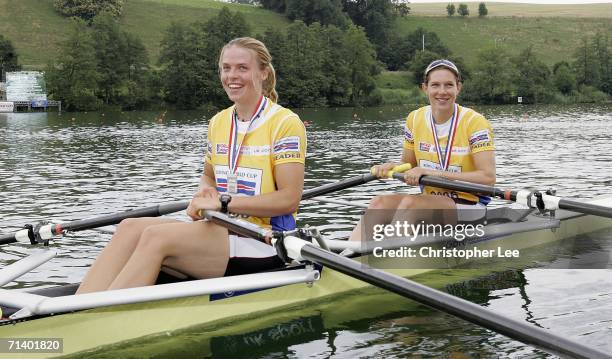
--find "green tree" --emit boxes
[285,0,350,28]
[53,0,125,21]
[91,14,130,105]
[158,7,250,109]
[463,47,514,104]
[259,0,287,12]
[382,28,451,71]
[272,21,329,107]
[158,23,202,109]
[320,25,353,106]
[45,19,101,110]
[0,34,21,79]
[341,0,396,52]
[85,14,153,108]
[457,3,469,17]
[592,32,611,94]
[120,32,153,109]
[343,24,381,105]
[392,0,410,17]
[264,22,379,107]
[446,3,456,17]
[512,46,551,103]
[572,36,599,88]
[197,7,251,106]
[478,2,488,17]
[552,61,576,95]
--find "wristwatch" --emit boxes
[219,194,232,213]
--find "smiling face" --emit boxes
[220,45,268,106]
[422,68,462,115]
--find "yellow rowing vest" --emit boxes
[205,98,307,230]
[403,105,495,204]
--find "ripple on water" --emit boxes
[0,105,611,356]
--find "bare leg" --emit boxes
[76,217,179,294]
[349,194,405,241]
[349,194,457,242]
[108,221,230,290]
[391,195,457,228]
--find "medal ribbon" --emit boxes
[430,104,459,171]
[228,96,267,174]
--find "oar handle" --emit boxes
[370,163,412,178]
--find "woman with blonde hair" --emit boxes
[78,37,307,292]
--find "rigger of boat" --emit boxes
[1,167,612,358]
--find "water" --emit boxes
[0,103,611,357]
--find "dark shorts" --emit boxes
[224,255,286,277]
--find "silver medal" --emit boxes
[227,173,238,194]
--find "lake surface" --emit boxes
[1,103,611,357]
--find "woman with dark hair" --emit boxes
[349,59,496,241]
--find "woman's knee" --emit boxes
[136,226,172,255]
[369,195,401,209]
[115,218,149,236]
[398,196,417,209]
[107,218,150,247]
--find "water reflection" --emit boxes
[0,104,611,357]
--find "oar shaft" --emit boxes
[299,244,611,359]
[204,211,269,242]
[392,173,612,218]
[0,201,190,245]
[60,201,190,232]
[302,174,376,200]
[558,198,612,218]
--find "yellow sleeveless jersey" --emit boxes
[205,97,307,230]
[403,105,495,204]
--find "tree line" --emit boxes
[43,7,380,111]
[3,3,610,109]
[260,0,410,70]
[446,3,488,18]
[457,34,611,104]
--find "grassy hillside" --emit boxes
[0,0,66,69]
[0,0,288,69]
[395,15,611,67]
[120,0,289,63]
[409,2,612,18]
[0,0,609,70]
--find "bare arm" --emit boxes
[400,148,418,168]
[199,162,217,191]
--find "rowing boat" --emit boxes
[1,194,611,357]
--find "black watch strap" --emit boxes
[220,194,232,213]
